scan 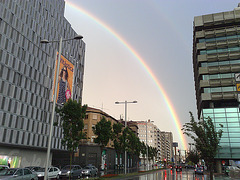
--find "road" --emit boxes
[108,168,235,180]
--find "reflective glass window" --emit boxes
[230,60,240,64]
[226,113,238,118]
[228,123,240,128]
[227,118,239,122]
[220,138,230,143]
[214,109,225,113]
[228,128,240,133]
[221,133,229,138]
[226,108,238,113]
[230,143,240,147]
[202,75,209,80]
[204,88,210,93]
[210,74,220,79]
[211,87,221,92]
[219,61,229,65]
[229,133,240,138]
[214,113,225,118]
[215,122,227,127]
[215,117,227,122]
[203,109,214,114]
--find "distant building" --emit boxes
[82,107,118,147]
[75,107,139,170]
[193,4,240,172]
[135,120,174,165]
[160,132,173,163]
[0,0,85,167]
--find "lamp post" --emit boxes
[40,35,83,180]
[115,100,137,174]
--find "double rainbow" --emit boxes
[66,1,188,150]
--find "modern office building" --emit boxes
[193,4,240,172]
[0,0,85,167]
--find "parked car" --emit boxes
[59,165,82,179]
[225,166,240,176]
[195,166,204,175]
[35,167,60,180]
[176,165,182,172]
[0,166,9,171]
[25,166,43,173]
[0,168,38,180]
[81,165,98,177]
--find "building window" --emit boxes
[92,114,97,120]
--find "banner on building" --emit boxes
[52,53,74,104]
[0,155,21,168]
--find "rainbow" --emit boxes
[65,1,188,150]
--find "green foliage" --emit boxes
[56,99,87,152]
[112,123,124,154]
[186,149,199,164]
[140,142,147,157]
[148,146,157,161]
[182,111,223,179]
[125,128,141,157]
[92,116,112,147]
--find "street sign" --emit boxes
[236,84,240,91]
[235,73,240,82]
[173,142,178,147]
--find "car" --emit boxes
[0,166,9,171]
[176,165,182,172]
[35,167,60,179]
[225,166,240,176]
[59,165,82,179]
[195,166,204,175]
[0,168,38,180]
[81,165,98,177]
[25,166,43,173]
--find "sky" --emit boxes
[64,0,239,150]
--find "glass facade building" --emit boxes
[193,5,240,168]
[0,0,85,167]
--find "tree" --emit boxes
[148,146,157,162]
[125,128,142,165]
[182,112,223,180]
[112,123,124,169]
[140,142,147,165]
[92,116,112,169]
[186,149,200,165]
[56,99,87,178]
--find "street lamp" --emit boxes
[115,100,137,174]
[40,35,83,180]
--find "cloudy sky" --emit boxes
[64,0,239,149]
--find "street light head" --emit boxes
[40,39,50,44]
[133,101,137,103]
[115,102,120,104]
[74,35,83,40]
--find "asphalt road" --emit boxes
[107,168,235,180]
